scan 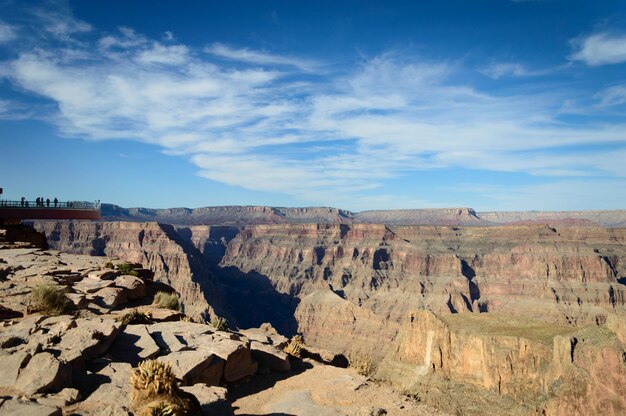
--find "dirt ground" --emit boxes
[229,359,450,416]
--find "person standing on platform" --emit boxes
[46,198,50,207]
[54,197,58,207]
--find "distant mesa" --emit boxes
[100,203,626,227]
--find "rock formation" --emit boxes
[28,219,626,415]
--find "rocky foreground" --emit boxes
[0,226,442,416]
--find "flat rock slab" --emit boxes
[240,324,289,349]
[150,329,190,353]
[66,293,88,309]
[73,279,115,294]
[0,351,31,388]
[55,318,119,366]
[37,388,81,408]
[0,399,61,416]
[114,275,145,300]
[147,321,214,336]
[81,362,132,414]
[0,315,46,348]
[250,341,291,372]
[14,352,70,396]
[161,350,225,386]
[109,324,160,365]
[87,270,119,280]
[142,307,184,322]
[180,384,233,416]
[265,390,342,416]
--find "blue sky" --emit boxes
[1,0,625,211]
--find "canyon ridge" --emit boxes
[2,205,626,415]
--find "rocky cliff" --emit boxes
[99,203,626,227]
[31,220,626,415]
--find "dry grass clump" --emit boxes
[29,284,74,316]
[348,350,376,377]
[130,359,200,416]
[104,261,115,269]
[117,309,153,326]
[283,334,305,358]
[152,291,180,311]
[210,316,228,331]
[180,315,194,323]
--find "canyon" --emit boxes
[25,207,626,415]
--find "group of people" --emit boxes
[20,197,59,207]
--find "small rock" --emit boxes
[14,352,70,396]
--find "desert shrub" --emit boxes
[117,262,139,277]
[400,389,422,403]
[117,309,153,326]
[104,261,115,269]
[283,334,305,358]
[29,284,74,316]
[210,316,228,331]
[180,315,194,323]
[145,402,175,416]
[131,359,200,416]
[347,350,376,377]
[153,291,180,311]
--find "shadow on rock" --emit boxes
[228,359,313,402]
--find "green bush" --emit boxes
[152,291,180,311]
[117,262,139,277]
[104,261,115,269]
[29,284,74,316]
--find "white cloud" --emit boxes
[480,62,568,79]
[597,84,626,107]
[0,23,16,43]
[570,33,626,66]
[205,43,319,71]
[4,12,626,209]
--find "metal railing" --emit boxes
[0,200,101,210]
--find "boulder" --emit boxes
[142,307,184,322]
[92,287,127,309]
[109,325,160,365]
[250,341,291,372]
[114,275,146,300]
[197,336,258,382]
[73,278,115,294]
[55,318,119,366]
[180,384,234,416]
[87,270,119,280]
[161,350,225,386]
[14,352,71,396]
[0,351,31,388]
[0,399,60,416]
[240,323,289,349]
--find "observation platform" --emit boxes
[0,200,101,221]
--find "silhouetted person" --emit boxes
[46,198,50,207]
[36,197,40,207]
[20,197,25,207]
[54,197,58,207]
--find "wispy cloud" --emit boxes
[205,43,320,71]
[0,22,16,43]
[570,32,626,66]
[2,3,626,209]
[480,62,568,79]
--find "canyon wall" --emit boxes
[32,220,626,415]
